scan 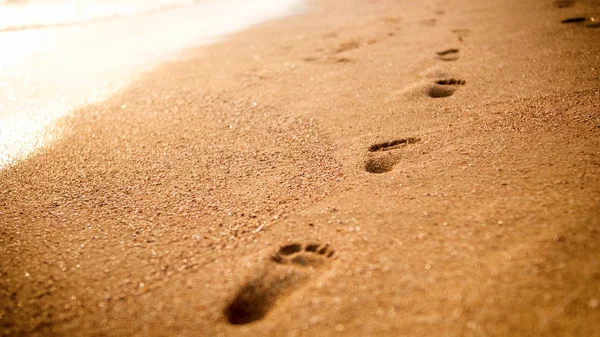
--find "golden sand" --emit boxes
[1,0,599,336]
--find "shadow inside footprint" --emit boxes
[365,137,420,173]
[365,156,398,173]
[561,17,586,23]
[225,243,334,325]
[428,78,466,98]
[369,137,420,152]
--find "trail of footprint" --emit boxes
[365,137,420,173]
[437,48,460,61]
[224,243,334,325]
[302,16,402,64]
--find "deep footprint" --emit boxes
[365,137,420,173]
[436,48,460,61]
[224,243,334,325]
[428,78,466,98]
[365,156,400,174]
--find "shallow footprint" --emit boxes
[224,243,334,325]
[365,137,420,173]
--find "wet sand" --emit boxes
[1,0,599,336]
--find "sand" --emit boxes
[1,0,599,336]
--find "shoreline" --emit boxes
[1,0,599,336]
[0,0,305,170]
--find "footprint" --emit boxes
[396,67,467,99]
[368,137,420,152]
[561,17,586,23]
[422,18,437,26]
[437,48,460,61]
[224,243,334,325]
[302,55,354,64]
[329,57,354,63]
[301,17,401,64]
[301,39,363,64]
[427,78,466,98]
[303,56,320,62]
[334,40,361,54]
[365,137,420,174]
[560,16,599,28]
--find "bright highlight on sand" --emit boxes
[0,0,304,169]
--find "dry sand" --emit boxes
[1,0,600,336]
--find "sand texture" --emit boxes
[1,0,599,336]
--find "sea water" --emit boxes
[0,0,200,32]
[0,0,304,169]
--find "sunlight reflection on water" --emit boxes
[0,0,305,169]
[0,0,198,32]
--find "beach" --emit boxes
[1,0,599,336]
